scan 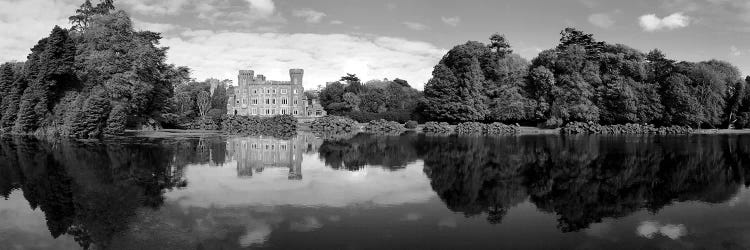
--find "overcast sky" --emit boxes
[1,0,749,89]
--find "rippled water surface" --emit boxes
[2,133,750,249]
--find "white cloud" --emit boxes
[292,9,327,24]
[403,21,428,31]
[588,13,615,28]
[639,13,690,32]
[0,0,78,62]
[636,221,688,240]
[246,0,276,17]
[441,16,461,27]
[731,45,743,57]
[161,31,445,90]
[132,19,179,33]
[118,0,191,16]
[330,20,344,25]
[162,31,445,89]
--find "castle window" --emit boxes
[266,89,270,94]
[253,89,257,94]
[253,99,258,105]
[294,99,298,105]
[281,89,287,94]
[265,109,270,115]
[272,99,276,104]
[294,110,298,115]
[265,99,270,104]
[252,108,257,115]
[281,109,287,115]
[273,89,277,94]
[282,99,288,105]
[294,89,299,94]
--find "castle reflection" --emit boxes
[226,133,322,180]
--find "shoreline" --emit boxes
[126,127,750,138]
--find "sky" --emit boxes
[0,0,749,90]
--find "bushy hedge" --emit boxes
[311,116,358,133]
[422,122,452,134]
[222,115,297,138]
[343,111,413,123]
[486,122,520,135]
[456,122,487,135]
[561,122,693,135]
[405,120,418,129]
[364,119,404,134]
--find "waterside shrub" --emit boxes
[486,122,520,135]
[405,120,418,129]
[561,122,693,135]
[456,122,487,135]
[423,122,452,134]
[311,116,358,133]
[222,115,297,138]
[364,119,404,134]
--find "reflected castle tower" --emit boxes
[226,134,322,180]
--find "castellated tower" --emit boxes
[289,69,304,85]
[238,70,255,87]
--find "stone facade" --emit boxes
[227,69,326,118]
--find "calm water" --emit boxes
[2,133,750,250]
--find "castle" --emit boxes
[227,69,326,118]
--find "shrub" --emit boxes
[561,122,693,135]
[486,122,519,135]
[423,122,452,134]
[405,120,418,129]
[311,116,358,133]
[222,115,298,138]
[364,119,404,134]
[344,111,413,123]
[456,122,486,135]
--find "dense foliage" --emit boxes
[221,115,297,138]
[363,119,405,134]
[405,120,418,129]
[319,76,424,122]
[422,122,453,134]
[310,115,359,133]
[423,28,750,129]
[560,122,692,135]
[0,0,190,138]
[166,79,230,129]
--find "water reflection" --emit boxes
[0,137,189,249]
[2,134,750,249]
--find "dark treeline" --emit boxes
[0,0,190,138]
[167,79,231,129]
[424,29,750,128]
[313,133,750,231]
[0,136,199,249]
[319,74,424,123]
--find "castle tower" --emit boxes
[238,70,254,88]
[289,69,304,85]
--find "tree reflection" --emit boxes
[0,137,196,249]
[317,132,421,171]
[316,133,750,231]
[421,135,750,231]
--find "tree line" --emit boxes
[0,0,190,138]
[423,28,750,128]
[317,28,750,129]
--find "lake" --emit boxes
[2,133,750,250]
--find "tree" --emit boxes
[489,33,512,56]
[197,91,211,118]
